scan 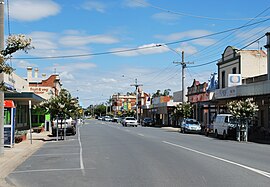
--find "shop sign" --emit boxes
[215,87,237,99]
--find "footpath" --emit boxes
[0,131,51,187]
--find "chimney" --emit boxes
[42,73,46,79]
[265,32,270,80]
[27,67,32,81]
[34,68,38,78]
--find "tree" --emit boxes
[227,98,258,141]
[0,34,33,90]
[94,104,106,116]
[35,89,82,120]
[152,90,161,98]
[172,102,192,125]
[163,89,171,96]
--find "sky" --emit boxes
[3,0,270,107]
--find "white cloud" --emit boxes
[155,30,216,47]
[51,62,97,73]
[59,34,120,47]
[101,78,117,83]
[156,30,213,41]
[60,72,75,82]
[123,0,149,8]
[10,0,60,21]
[175,43,198,55]
[111,43,169,57]
[16,60,37,69]
[152,12,180,22]
[82,1,107,13]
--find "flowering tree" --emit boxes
[0,34,33,90]
[227,98,258,141]
[172,102,192,125]
[34,89,82,120]
[227,98,258,119]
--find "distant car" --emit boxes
[112,116,119,122]
[104,116,112,122]
[122,117,138,127]
[52,118,76,136]
[117,117,124,124]
[142,117,154,126]
[180,118,201,134]
[98,116,103,120]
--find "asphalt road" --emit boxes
[6,119,270,187]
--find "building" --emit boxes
[214,37,270,140]
[111,93,136,115]
[26,67,61,99]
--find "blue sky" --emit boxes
[4,0,270,107]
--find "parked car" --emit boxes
[103,116,112,122]
[142,117,155,126]
[122,117,138,127]
[117,117,125,124]
[112,116,119,122]
[52,118,76,136]
[180,118,201,134]
[213,114,237,139]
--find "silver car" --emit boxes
[122,117,138,127]
[180,118,201,134]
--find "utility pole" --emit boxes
[130,79,143,122]
[173,51,193,103]
[0,0,4,155]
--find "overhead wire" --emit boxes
[187,34,266,68]
[133,0,270,21]
[11,18,270,60]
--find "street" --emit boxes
[6,119,270,187]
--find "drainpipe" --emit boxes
[265,32,270,80]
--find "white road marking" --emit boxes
[163,141,270,179]
[32,153,79,157]
[11,167,97,174]
[11,168,82,174]
[138,133,144,137]
[78,126,85,176]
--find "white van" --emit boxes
[213,114,238,139]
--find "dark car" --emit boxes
[142,118,155,126]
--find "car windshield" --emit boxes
[126,117,135,120]
[186,120,199,125]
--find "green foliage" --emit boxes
[94,104,106,116]
[34,89,82,120]
[173,102,192,119]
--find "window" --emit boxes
[222,71,225,88]
[232,67,237,74]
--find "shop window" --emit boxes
[232,67,237,74]
[221,71,225,88]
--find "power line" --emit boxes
[187,34,266,68]
[12,18,270,60]
[133,0,270,21]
